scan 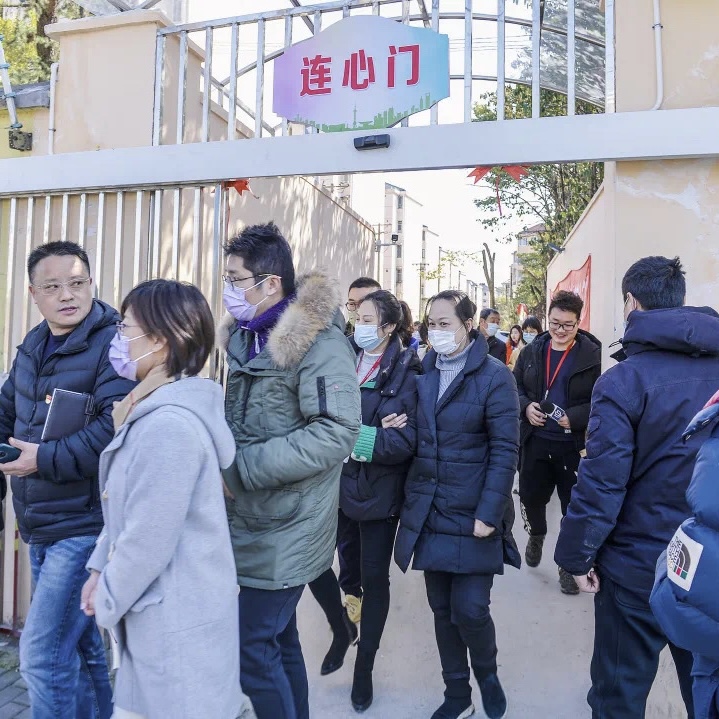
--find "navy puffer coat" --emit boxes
[0,300,135,543]
[340,336,421,521]
[395,334,521,575]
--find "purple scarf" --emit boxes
[242,294,295,360]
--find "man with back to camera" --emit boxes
[556,256,719,719]
[479,307,507,362]
[219,222,361,719]
[0,241,134,719]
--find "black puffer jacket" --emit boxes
[340,337,421,521]
[513,330,602,450]
[0,300,135,543]
[395,335,521,575]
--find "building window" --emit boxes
[519,237,528,247]
[397,196,403,209]
[397,220,403,232]
[396,268,403,284]
[396,244,402,258]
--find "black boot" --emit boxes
[525,534,546,568]
[431,697,474,719]
[478,674,507,719]
[351,648,375,713]
[321,608,358,676]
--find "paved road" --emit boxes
[0,496,689,718]
[301,495,690,719]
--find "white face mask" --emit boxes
[486,322,499,337]
[354,324,385,352]
[523,332,536,344]
[429,327,463,355]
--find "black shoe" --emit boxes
[478,674,507,719]
[525,534,546,568]
[320,609,358,676]
[430,697,475,719]
[351,648,375,713]
[559,567,580,595]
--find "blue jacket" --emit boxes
[555,306,719,598]
[0,300,135,543]
[395,334,521,575]
[340,337,421,521]
[651,398,719,716]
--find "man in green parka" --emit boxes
[219,222,361,719]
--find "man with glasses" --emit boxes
[0,241,134,719]
[513,290,601,595]
[345,277,381,336]
[219,223,360,719]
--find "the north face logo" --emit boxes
[667,526,704,591]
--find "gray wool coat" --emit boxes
[87,378,243,719]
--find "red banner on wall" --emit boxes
[553,256,591,331]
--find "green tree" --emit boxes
[473,84,603,318]
[0,1,85,84]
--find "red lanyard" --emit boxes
[545,341,575,398]
[357,352,383,386]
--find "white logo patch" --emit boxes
[667,526,704,592]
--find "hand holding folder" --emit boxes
[42,389,95,442]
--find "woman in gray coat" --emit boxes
[80,279,243,719]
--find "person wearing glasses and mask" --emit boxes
[513,290,601,595]
[395,290,520,719]
[81,279,243,719]
[345,277,382,336]
[217,223,361,719]
[0,241,135,719]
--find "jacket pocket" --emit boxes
[233,488,302,530]
[320,375,361,424]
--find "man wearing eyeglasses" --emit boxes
[218,223,360,719]
[0,241,134,719]
[344,277,381,336]
[513,290,601,595]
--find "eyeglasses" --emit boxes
[548,320,578,332]
[115,322,142,338]
[222,274,275,290]
[346,301,360,311]
[33,278,91,296]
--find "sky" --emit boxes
[181,0,536,284]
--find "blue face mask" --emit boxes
[354,324,386,352]
[523,332,536,344]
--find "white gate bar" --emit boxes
[567,0,575,116]
[192,188,202,286]
[4,108,717,195]
[171,189,180,279]
[464,0,473,124]
[605,0,616,114]
[282,15,293,136]
[151,189,162,278]
[113,192,124,309]
[496,0,505,121]
[152,34,165,146]
[176,31,188,145]
[42,195,51,244]
[95,192,105,293]
[61,194,69,243]
[78,193,87,248]
[430,0,440,125]
[3,198,17,365]
[133,191,143,287]
[255,19,266,139]
[531,0,541,118]
[21,198,34,338]
[201,27,213,143]
[227,24,239,141]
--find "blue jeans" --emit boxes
[21,536,113,719]
[239,585,308,719]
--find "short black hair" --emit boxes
[480,307,500,321]
[224,222,296,296]
[548,290,584,320]
[622,256,685,310]
[522,316,543,333]
[349,277,381,292]
[426,290,477,324]
[28,241,90,283]
[122,280,215,377]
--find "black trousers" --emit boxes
[309,517,399,654]
[337,508,362,597]
[424,572,497,700]
[519,434,581,536]
[589,574,694,719]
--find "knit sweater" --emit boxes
[436,341,475,402]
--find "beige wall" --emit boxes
[549,0,719,369]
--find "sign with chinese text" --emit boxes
[273,15,450,132]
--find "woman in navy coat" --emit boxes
[395,290,520,719]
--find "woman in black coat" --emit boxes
[308,290,420,714]
[394,290,520,719]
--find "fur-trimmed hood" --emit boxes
[217,271,343,370]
